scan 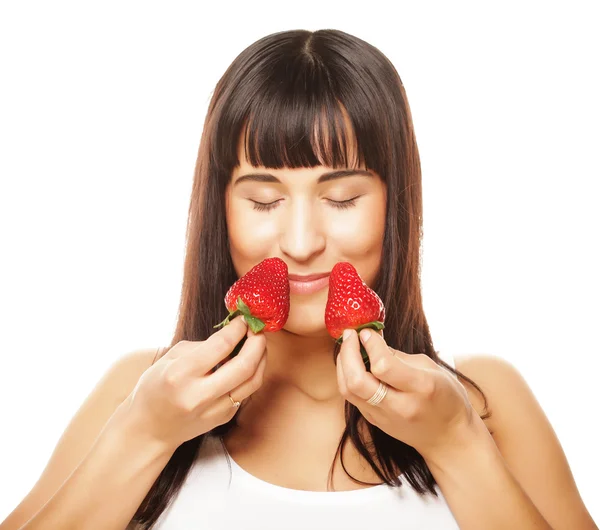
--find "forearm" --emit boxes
[19,403,175,530]
[424,419,552,530]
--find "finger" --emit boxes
[167,315,249,373]
[336,345,366,410]
[226,349,267,402]
[198,330,267,400]
[359,329,428,393]
[202,315,250,367]
[198,349,268,421]
[336,343,364,409]
[336,344,349,396]
[201,385,246,423]
[339,329,381,402]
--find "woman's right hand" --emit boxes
[118,315,267,451]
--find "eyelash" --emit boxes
[251,197,360,213]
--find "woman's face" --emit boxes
[225,145,387,337]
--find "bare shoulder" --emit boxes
[453,352,549,440]
[82,345,165,409]
[1,347,163,530]
[104,346,165,400]
[453,353,553,438]
[452,353,514,433]
[454,353,597,529]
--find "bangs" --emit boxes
[210,30,395,179]
[240,96,365,171]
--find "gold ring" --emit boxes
[228,393,241,408]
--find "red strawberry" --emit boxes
[214,257,290,334]
[325,262,385,370]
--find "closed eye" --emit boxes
[250,197,361,213]
[250,199,281,212]
[329,197,360,210]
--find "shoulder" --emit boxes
[103,347,166,402]
[453,352,557,449]
[113,346,164,375]
[452,354,596,528]
[453,353,523,435]
[0,346,165,529]
[453,352,521,400]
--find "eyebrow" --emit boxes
[233,169,374,187]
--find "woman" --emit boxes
[4,29,595,530]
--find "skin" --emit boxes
[223,138,389,489]
[216,133,598,526]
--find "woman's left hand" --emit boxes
[336,328,479,461]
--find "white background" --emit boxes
[1,0,598,525]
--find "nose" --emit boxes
[279,197,326,262]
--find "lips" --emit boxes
[288,273,330,282]
[288,273,330,295]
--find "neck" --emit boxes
[264,328,342,400]
[232,329,346,437]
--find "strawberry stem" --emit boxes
[334,321,385,346]
[360,343,371,372]
[333,320,384,372]
[213,296,266,334]
[213,310,240,329]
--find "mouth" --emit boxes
[288,273,330,295]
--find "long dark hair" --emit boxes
[128,28,492,529]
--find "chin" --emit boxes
[282,295,331,338]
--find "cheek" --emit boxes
[328,200,385,253]
[227,199,278,262]
[327,197,385,288]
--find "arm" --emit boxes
[425,417,553,529]
[1,348,160,530]
[14,402,174,530]
[425,354,598,530]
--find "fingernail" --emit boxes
[342,329,352,341]
[360,329,371,343]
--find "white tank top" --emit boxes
[152,351,460,530]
